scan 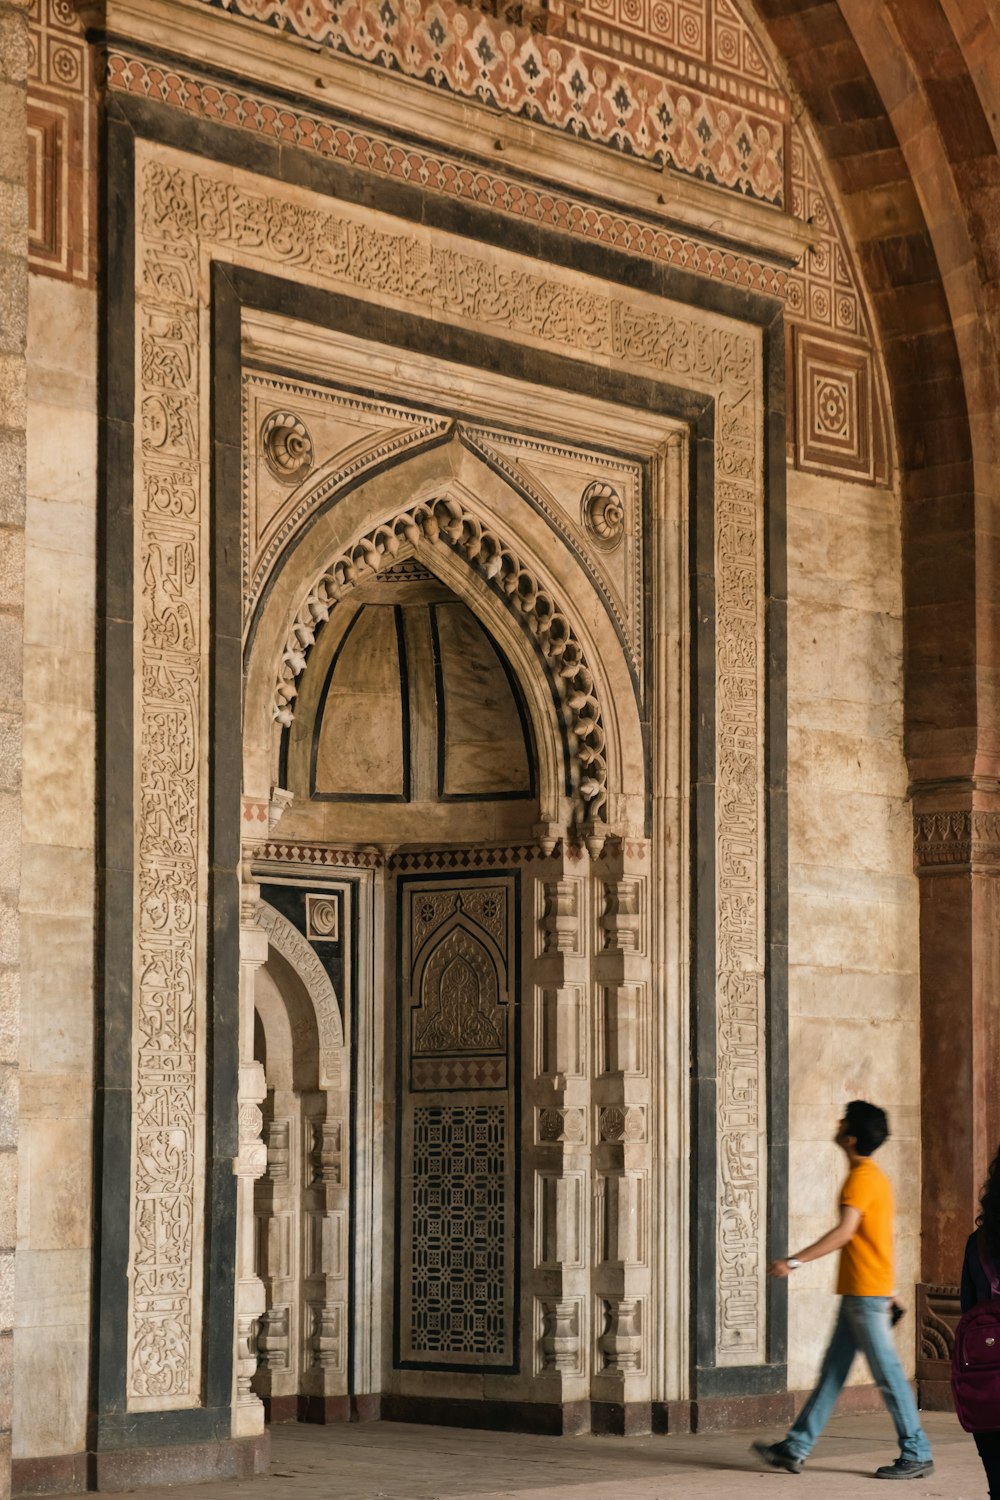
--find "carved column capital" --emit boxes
[913,809,1000,873]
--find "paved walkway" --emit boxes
[60,1411,990,1498]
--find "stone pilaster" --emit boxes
[252,1097,298,1413]
[0,4,27,1493]
[590,839,652,1430]
[234,884,269,1438]
[301,1101,349,1410]
[912,800,1000,1284]
[528,847,591,1415]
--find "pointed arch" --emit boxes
[254,901,344,1089]
[243,438,644,830]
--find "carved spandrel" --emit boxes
[460,425,644,681]
[243,373,453,610]
[410,886,507,959]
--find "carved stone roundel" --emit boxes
[262,410,314,484]
[306,894,339,939]
[581,480,625,550]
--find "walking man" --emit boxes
[752,1100,934,1480]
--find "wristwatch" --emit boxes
[787,1258,803,1269]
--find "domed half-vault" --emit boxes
[306,571,533,806]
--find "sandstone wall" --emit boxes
[785,466,918,1390]
[13,274,96,1466]
[0,2,28,1493]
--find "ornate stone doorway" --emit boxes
[211,220,774,1432]
[88,95,785,1479]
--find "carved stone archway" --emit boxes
[271,488,613,825]
[254,901,345,1087]
[247,897,350,1422]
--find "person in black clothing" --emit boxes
[962,1144,1000,1498]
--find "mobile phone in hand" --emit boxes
[890,1301,905,1326]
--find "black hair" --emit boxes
[843,1100,889,1157]
[977,1146,1000,1262]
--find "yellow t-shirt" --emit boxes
[837,1157,895,1297]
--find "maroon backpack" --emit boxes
[952,1236,1000,1432]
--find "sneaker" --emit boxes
[874,1458,935,1480]
[750,1439,804,1474]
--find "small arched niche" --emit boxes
[284,561,538,845]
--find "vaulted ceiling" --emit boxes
[754,0,1000,789]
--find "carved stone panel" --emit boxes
[191,0,789,205]
[242,374,451,615]
[129,161,206,1413]
[413,928,507,1056]
[714,466,767,1366]
[397,875,518,1370]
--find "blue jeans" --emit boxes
[785,1296,932,1463]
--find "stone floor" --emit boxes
[58,1411,989,1498]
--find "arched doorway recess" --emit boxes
[250,899,349,1420]
[239,415,682,1432]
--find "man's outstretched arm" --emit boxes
[767,1205,862,1278]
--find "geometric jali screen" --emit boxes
[396,876,518,1370]
[409,1104,506,1359]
